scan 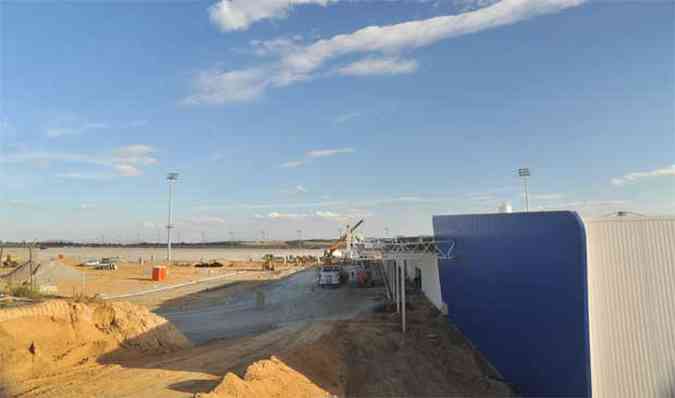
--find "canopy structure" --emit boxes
[355,236,455,260]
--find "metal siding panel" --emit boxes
[433,211,591,397]
[586,218,675,398]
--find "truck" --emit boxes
[318,266,342,288]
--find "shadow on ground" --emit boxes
[93,292,513,398]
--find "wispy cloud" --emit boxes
[267,212,310,219]
[113,144,159,166]
[185,68,270,104]
[56,172,112,180]
[306,148,354,158]
[282,147,355,168]
[523,193,564,200]
[338,57,418,76]
[185,216,227,226]
[611,164,675,186]
[0,144,159,177]
[114,164,142,177]
[281,184,309,194]
[209,0,337,32]
[46,122,110,138]
[281,160,306,168]
[250,35,305,57]
[197,194,457,212]
[334,112,361,124]
[256,209,366,222]
[46,119,147,138]
[188,0,586,104]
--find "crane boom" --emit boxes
[325,219,365,257]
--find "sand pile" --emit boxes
[0,261,82,287]
[199,295,512,398]
[197,356,335,398]
[0,300,191,384]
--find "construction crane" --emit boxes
[322,219,364,264]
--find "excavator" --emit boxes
[321,219,364,265]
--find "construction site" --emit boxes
[0,220,514,398]
[2,1,673,396]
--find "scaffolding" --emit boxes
[358,236,454,333]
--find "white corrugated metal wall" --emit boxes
[585,217,675,398]
[383,254,445,312]
[415,254,445,312]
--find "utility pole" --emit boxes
[518,168,531,212]
[166,172,179,262]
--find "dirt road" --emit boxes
[9,321,333,398]
[5,270,383,398]
[155,268,381,343]
[3,269,513,398]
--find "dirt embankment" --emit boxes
[0,299,191,395]
[200,296,513,398]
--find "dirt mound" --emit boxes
[198,356,334,398]
[199,295,512,398]
[0,261,82,287]
[0,299,191,387]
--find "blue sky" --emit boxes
[1,0,673,242]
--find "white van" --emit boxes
[318,266,341,287]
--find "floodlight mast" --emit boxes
[518,168,530,212]
[166,172,179,263]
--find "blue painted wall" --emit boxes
[432,211,591,397]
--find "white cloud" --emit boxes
[46,122,110,138]
[184,68,271,105]
[250,36,304,57]
[1,145,159,177]
[142,221,157,229]
[56,172,111,180]
[281,160,305,168]
[188,0,586,103]
[306,147,354,158]
[267,211,309,219]
[209,0,336,32]
[281,147,354,168]
[533,200,632,216]
[338,57,418,76]
[281,184,309,194]
[111,144,158,176]
[79,203,96,210]
[186,216,227,225]
[315,210,342,219]
[113,144,158,166]
[282,0,585,76]
[611,164,675,186]
[114,164,142,177]
[334,112,360,124]
[523,193,563,200]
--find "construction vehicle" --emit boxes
[322,219,365,265]
[262,254,285,271]
[318,266,342,288]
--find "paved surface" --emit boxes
[157,268,382,344]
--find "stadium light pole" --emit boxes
[518,168,530,212]
[166,172,179,263]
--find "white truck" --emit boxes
[318,266,342,288]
